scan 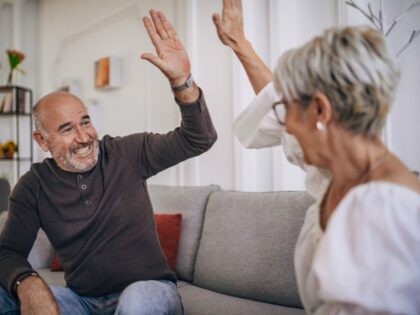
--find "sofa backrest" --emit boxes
[148,184,220,282]
[193,189,314,308]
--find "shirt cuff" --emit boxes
[12,270,39,298]
[175,88,205,114]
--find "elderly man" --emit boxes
[0,10,216,315]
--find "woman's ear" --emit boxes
[310,91,332,127]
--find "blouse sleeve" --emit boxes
[311,183,420,315]
[233,82,283,148]
[232,81,331,198]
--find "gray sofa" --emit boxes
[0,184,314,315]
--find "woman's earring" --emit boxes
[316,121,325,131]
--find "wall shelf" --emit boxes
[0,85,33,185]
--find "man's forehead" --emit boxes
[37,92,88,128]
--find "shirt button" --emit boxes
[81,184,87,190]
[85,200,91,206]
[77,175,83,180]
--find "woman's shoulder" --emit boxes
[339,181,420,223]
[367,154,420,194]
[312,180,420,314]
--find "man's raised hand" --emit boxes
[141,10,191,87]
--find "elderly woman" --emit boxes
[213,1,420,314]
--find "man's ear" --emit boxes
[32,131,49,152]
[309,91,332,127]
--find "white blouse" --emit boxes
[233,82,420,314]
[232,82,330,199]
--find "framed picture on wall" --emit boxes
[94,56,121,90]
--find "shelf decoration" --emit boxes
[0,140,18,159]
[94,56,121,89]
[6,49,25,85]
[0,49,26,113]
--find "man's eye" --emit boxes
[61,128,72,134]
[82,120,91,126]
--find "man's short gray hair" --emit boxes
[32,100,47,137]
[32,91,85,138]
[273,25,400,136]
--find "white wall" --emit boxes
[22,0,420,190]
[341,0,420,175]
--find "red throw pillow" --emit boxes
[50,213,182,272]
[154,213,182,270]
[50,253,63,271]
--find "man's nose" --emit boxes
[74,127,90,143]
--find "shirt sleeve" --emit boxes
[311,184,420,314]
[0,173,40,297]
[106,88,217,179]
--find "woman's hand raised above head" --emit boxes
[212,0,247,53]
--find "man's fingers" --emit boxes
[150,9,169,39]
[143,16,161,50]
[141,53,166,71]
[157,11,177,39]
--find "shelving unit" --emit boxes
[0,85,33,186]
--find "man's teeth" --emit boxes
[75,146,90,155]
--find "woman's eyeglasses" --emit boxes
[272,101,286,126]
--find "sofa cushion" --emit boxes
[154,213,182,270]
[37,268,66,287]
[177,281,306,315]
[50,253,63,271]
[148,185,219,282]
[193,190,314,308]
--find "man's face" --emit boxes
[35,94,99,172]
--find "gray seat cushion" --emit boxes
[193,190,314,308]
[177,281,306,315]
[37,268,66,287]
[147,184,219,282]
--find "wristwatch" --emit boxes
[171,74,194,92]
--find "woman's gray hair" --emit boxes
[273,25,400,136]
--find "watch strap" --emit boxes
[171,74,193,92]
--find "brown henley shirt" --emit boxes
[0,91,217,297]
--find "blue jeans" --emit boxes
[0,280,183,315]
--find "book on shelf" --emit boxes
[0,93,13,113]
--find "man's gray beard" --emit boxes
[59,140,100,172]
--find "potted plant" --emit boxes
[0,140,18,159]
